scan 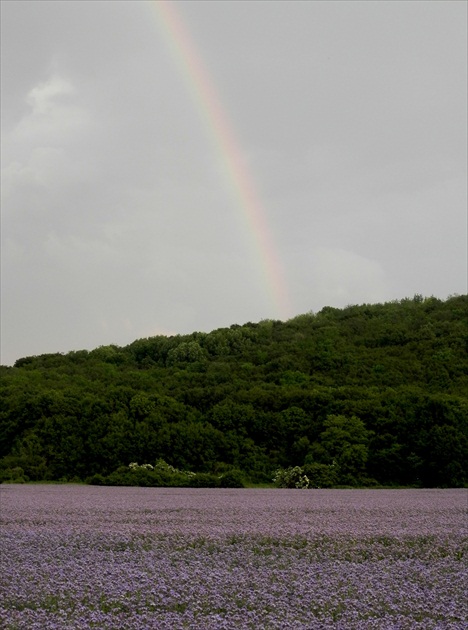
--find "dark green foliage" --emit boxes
[219,469,245,488]
[302,462,339,488]
[187,472,220,488]
[0,466,28,483]
[1,295,467,487]
[308,414,370,485]
[273,466,310,488]
[85,460,245,488]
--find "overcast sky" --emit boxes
[1,0,467,365]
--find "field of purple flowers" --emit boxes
[1,485,466,629]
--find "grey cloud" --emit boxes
[1,0,466,365]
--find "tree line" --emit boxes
[0,295,466,487]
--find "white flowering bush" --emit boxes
[273,466,310,489]
[128,462,154,470]
[153,459,184,475]
[88,460,244,488]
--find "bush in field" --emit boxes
[86,460,245,488]
[187,472,220,488]
[88,465,167,487]
[274,466,309,489]
[114,463,185,487]
[153,459,189,477]
[219,469,245,488]
[0,467,28,484]
[303,462,339,488]
[87,473,106,486]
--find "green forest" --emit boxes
[1,295,467,488]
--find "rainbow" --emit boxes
[151,0,292,320]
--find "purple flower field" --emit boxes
[1,486,466,629]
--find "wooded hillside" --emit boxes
[1,295,467,487]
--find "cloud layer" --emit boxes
[1,0,466,365]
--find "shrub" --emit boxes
[273,466,309,489]
[85,460,247,489]
[86,473,106,486]
[219,469,245,488]
[0,467,29,484]
[188,473,220,488]
[303,462,339,488]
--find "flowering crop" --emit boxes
[1,486,466,629]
